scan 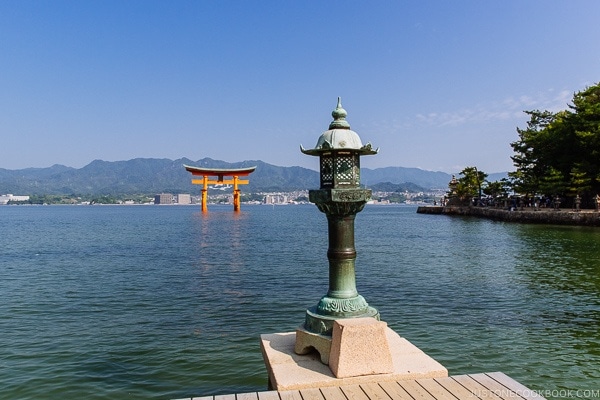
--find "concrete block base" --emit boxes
[260,327,448,391]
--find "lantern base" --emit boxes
[303,304,380,336]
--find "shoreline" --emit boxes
[417,205,600,227]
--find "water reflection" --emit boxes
[193,208,249,274]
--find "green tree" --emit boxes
[456,166,488,204]
[568,84,600,204]
[483,180,506,199]
[510,82,600,207]
[509,110,555,196]
[538,167,568,198]
[569,164,591,196]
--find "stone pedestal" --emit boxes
[260,321,447,391]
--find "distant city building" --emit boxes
[0,194,30,205]
[154,193,173,205]
[264,194,289,204]
[176,194,191,204]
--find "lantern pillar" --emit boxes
[299,98,379,336]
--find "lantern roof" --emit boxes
[300,98,378,156]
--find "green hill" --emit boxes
[0,157,467,195]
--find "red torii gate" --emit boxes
[184,164,257,212]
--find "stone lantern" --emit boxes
[298,98,379,336]
[260,99,448,387]
[447,174,458,205]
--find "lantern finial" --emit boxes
[329,97,350,129]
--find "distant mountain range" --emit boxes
[0,158,508,195]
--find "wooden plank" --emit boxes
[278,390,303,400]
[378,381,414,400]
[469,373,524,400]
[479,372,546,400]
[187,372,543,400]
[299,388,325,400]
[340,384,370,400]
[397,380,436,400]
[237,393,259,400]
[415,378,458,400]
[319,386,348,400]
[434,376,484,399]
[359,383,392,400]
[451,375,504,400]
[257,391,281,400]
[215,395,236,400]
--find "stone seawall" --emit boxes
[416,205,600,227]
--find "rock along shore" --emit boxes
[416,205,600,227]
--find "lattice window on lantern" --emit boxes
[320,154,334,187]
[353,154,361,185]
[335,153,355,185]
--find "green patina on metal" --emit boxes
[300,98,380,336]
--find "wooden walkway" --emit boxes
[180,372,545,400]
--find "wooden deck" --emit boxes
[180,372,545,400]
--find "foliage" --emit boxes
[510,82,600,207]
[455,166,488,202]
[368,181,426,193]
[483,179,509,199]
[26,193,154,205]
[89,195,119,205]
[379,193,407,203]
[447,167,510,205]
[29,194,78,204]
[294,195,309,202]
[240,193,265,203]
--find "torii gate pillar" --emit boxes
[184,165,257,212]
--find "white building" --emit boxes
[0,194,30,205]
[264,194,289,204]
[176,194,191,204]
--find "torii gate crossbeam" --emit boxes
[184,164,257,212]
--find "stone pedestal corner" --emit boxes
[329,318,394,378]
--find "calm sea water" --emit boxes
[1,204,599,399]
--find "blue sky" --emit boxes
[1,1,599,173]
